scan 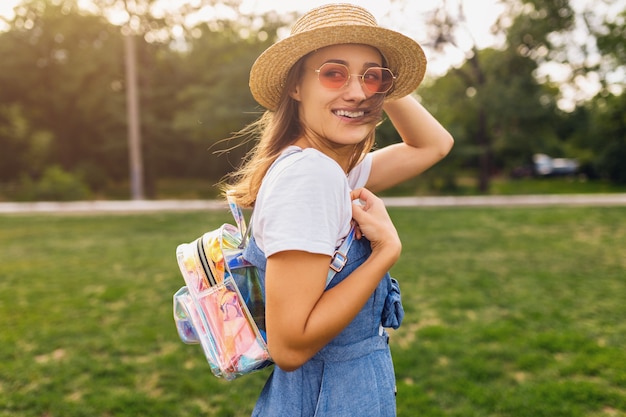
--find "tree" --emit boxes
[0,0,128,189]
[549,4,626,183]
[114,6,289,188]
[416,0,577,192]
[0,0,292,199]
[167,15,283,180]
[587,93,626,184]
[559,2,625,98]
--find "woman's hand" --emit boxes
[350,187,401,262]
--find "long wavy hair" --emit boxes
[221,51,387,208]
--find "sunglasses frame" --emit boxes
[314,62,396,94]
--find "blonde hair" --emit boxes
[221,54,384,208]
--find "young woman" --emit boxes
[223,4,453,416]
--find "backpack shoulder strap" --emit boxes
[326,224,357,288]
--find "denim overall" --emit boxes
[243,234,404,417]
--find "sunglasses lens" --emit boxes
[316,63,394,93]
[363,67,394,93]
[318,63,349,89]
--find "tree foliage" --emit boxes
[0,0,127,188]
[407,0,626,191]
[0,0,288,198]
[588,93,626,184]
[0,0,624,200]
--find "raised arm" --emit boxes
[365,95,454,193]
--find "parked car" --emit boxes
[532,153,579,176]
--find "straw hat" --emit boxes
[249,3,427,111]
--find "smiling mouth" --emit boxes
[333,109,365,119]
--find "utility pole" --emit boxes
[124,31,145,200]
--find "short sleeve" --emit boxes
[347,153,372,189]
[253,149,353,258]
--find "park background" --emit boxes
[1,0,625,416]
[0,0,625,201]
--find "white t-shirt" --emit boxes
[252,146,372,257]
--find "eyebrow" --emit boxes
[324,59,382,68]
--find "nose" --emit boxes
[343,74,368,101]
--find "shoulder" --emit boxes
[253,148,352,257]
[268,148,346,185]
[262,148,348,200]
[348,153,372,189]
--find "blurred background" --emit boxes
[1,3,625,416]
[0,0,624,202]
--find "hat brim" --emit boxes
[250,25,427,111]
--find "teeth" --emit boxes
[334,109,364,118]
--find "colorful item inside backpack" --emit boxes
[173,213,272,380]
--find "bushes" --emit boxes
[14,166,91,201]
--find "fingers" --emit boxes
[350,188,398,247]
[350,188,387,220]
[350,187,374,209]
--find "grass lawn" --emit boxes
[1,206,625,416]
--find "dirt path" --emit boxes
[1,194,625,214]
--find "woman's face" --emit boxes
[291,44,385,151]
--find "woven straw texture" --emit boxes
[249,3,427,111]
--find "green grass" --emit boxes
[4,175,626,201]
[1,206,625,416]
[379,175,626,197]
[489,177,626,195]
